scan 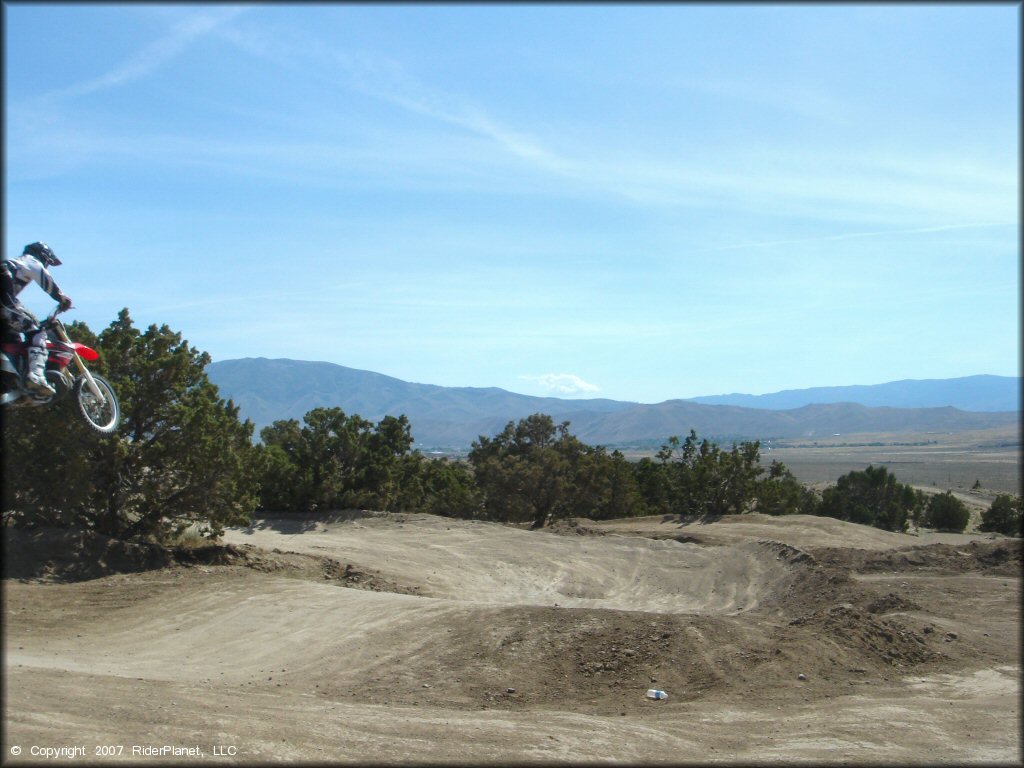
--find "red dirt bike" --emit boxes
[1,307,120,434]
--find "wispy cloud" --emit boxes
[14,9,1015,240]
[41,7,248,100]
[685,221,1016,256]
[233,32,1014,227]
[681,75,855,127]
[213,22,569,174]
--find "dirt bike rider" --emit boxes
[1,242,73,396]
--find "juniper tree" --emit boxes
[818,465,915,532]
[87,310,259,539]
[979,494,1022,537]
[925,491,971,533]
[3,310,259,541]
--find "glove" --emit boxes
[59,295,73,311]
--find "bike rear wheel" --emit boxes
[73,374,120,434]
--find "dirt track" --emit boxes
[3,513,1020,764]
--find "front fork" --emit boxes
[73,353,105,399]
[52,323,106,402]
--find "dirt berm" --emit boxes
[3,512,1020,763]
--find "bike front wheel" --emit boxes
[73,374,121,434]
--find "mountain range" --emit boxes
[687,374,1019,412]
[205,359,1020,450]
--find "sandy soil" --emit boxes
[3,512,1020,764]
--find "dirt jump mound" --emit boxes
[3,511,1019,763]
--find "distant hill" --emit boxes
[206,358,636,447]
[687,375,1020,412]
[562,400,1017,446]
[206,358,1020,449]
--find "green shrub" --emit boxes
[817,465,915,532]
[979,494,1022,537]
[925,491,971,533]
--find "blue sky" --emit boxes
[4,3,1019,403]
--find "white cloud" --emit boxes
[522,373,601,397]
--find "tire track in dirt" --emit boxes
[4,512,1019,762]
[223,514,806,614]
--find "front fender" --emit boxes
[71,343,100,362]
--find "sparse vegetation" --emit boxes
[7,334,1001,541]
[254,413,823,526]
[468,420,817,525]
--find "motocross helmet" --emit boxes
[23,242,61,267]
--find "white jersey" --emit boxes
[2,253,64,303]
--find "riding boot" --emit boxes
[26,345,55,395]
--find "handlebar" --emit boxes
[41,305,71,330]
[45,304,70,322]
